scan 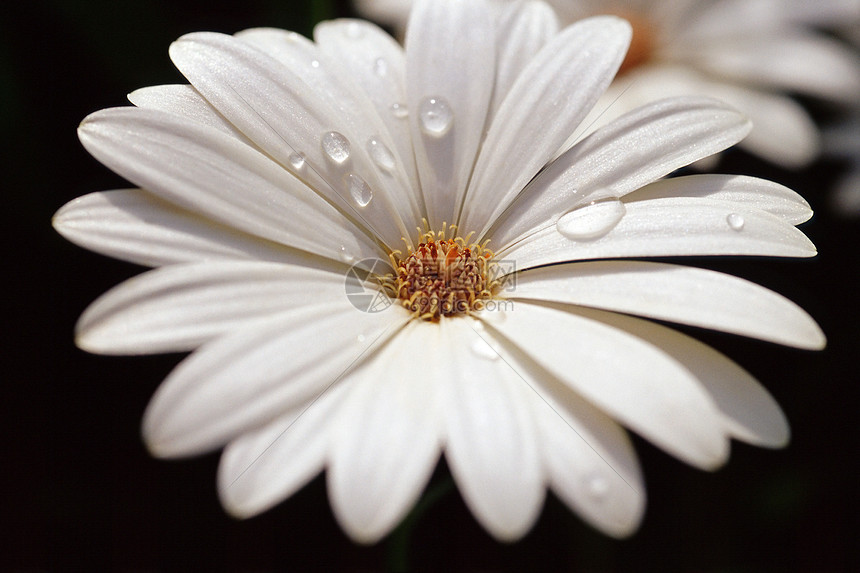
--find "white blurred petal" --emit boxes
[353,0,413,30]
[694,32,860,103]
[707,82,821,168]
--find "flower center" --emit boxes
[386,226,498,321]
[615,11,657,76]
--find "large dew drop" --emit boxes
[418,96,453,137]
[346,173,373,207]
[726,212,745,231]
[557,199,626,241]
[367,137,396,171]
[322,131,351,164]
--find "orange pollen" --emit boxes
[386,227,498,321]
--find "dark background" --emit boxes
[3,1,858,570]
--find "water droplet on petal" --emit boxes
[585,474,609,499]
[367,137,396,171]
[322,131,351,164]
[726,212,745,231]
[356,334,366,343]
[390,103,408,119]
[288,153,305,170]
[557,199,626,241]
[419,96,453,137]
[374,57,388,77]
[310,60,320,69]
[346,173,373,207]
[471,337,499,361]
[339,245,356,264]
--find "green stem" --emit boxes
[385,476,455,572]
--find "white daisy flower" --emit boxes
[54,0,824,543]
[356,0,860,168]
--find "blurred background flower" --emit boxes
[819,5,860,214]
[3,0,858,570]
[356,0,860,169]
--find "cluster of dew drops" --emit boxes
[287,22,748,242]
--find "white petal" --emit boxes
[624,174,813,225]
[508,260,825,349]
[313,20,422,204]
[218,380,349,518]
[677,0,794,39]
[490,97,752,248]
[328,320,442,543]
[142,303,410,458]
[476,327,645,537]
[486,302,729,470]
[406,0,496,228]
[706,82,821,168]
[76,261,349,354]
[52,189,319,267]
[236,26,422,225]
[439,318,544,541]
[170,31,417,249]
[535,388,645,538]
[501,197,817,270]
[462,16,631,237]
[572,309,791,448]
[489,1,559,117]
[694,32,860,103]
[128,84,253,144]
[78,107,383,264]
